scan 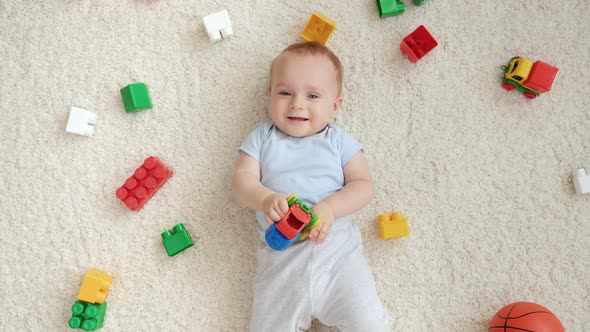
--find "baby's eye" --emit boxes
[279,91,291,96]
[308,94,319,99]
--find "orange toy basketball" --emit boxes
[489,302,565,332]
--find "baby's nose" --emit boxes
[290,96,304,109]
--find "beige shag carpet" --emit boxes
[0,0,588,330]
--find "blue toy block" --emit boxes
[265,223,301,251]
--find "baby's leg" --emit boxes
[250,242,314,331]
[313,225,391,331]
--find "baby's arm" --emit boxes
[231,152,289,223]
[325,150,375,218]
[309,151,374,244]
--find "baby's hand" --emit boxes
[262,193,289,225]
[308,201,335,245]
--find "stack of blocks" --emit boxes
[264,194,323,251]
[68,269,113,331]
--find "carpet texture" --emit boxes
[1,1,589,331]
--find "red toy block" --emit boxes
[276,203,312,240]
[115,156,173,211]
[400,25,438,63]
[523,60,559,94]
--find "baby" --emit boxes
[232,41,390,331]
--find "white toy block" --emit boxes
[573,168,590,195]
[66,107,97,136]
[203,9,233,42]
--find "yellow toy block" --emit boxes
[378,212,410,239]
[77,269,113,304]
[300,217,322,240]
[301,12,336,45]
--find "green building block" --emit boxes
[68,301,107,331]
[120,83,152,113]
[161,223,194,257]
[377,0,405,17]
[413,0,424,5]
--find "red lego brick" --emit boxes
[115,156,173,211]
[523,60,558,93]
[276,203,312,240]
[400,25,438,63]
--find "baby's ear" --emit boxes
[333,95,343,114]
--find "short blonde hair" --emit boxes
[270,42,343,95]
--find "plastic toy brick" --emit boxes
[298,215,322,241]
[301,12,335,45]
[203,9,233,42]
[115,156,173,211]
[413,0,425,5]
[501,56,559,99]
[265,194,322,251]
[161,223,194,256]
[277,203,312,240]
[378,211,410,239]
[66,107,97,136]
[526,61,559,93]
[77,269,113,304]
[573,168,590,195]
[266,223,302,251]
[377,0,405,18]
[400,25,438,63]
[68,301,107,331]
[120,83,152,113]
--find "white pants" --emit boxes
[250,221,391,332]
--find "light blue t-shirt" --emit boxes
[238,120,363,235]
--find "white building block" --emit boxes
[66,107,97,136]
[203,9,233,42]
[573,168,590,195]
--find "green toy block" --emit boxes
[413,0,424,5]
[120,83,152,113]
[68,301,107,331]
[161,223,194,257]
[377,0,405,17]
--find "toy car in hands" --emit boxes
[265,194,322,251]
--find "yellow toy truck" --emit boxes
[501,56,558,99]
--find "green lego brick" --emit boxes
[377,0,405,17]
[68,301,107,331]
[120,83,152,113]
[413,0,424,5]
[161,223,194,257]
[287,195,298,207]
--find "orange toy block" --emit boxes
[378,212,410,239]
[301,12,336,45]
[77,269,113,304]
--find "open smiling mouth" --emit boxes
[288,117,308,121]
